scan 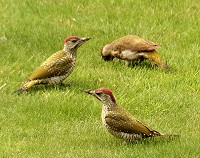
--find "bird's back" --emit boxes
[109,35,159,52]
[102,105,162,141]
[29,50,75,80]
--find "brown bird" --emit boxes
[16,36,91,93]
[101,35,169,70]
[84,88,177,142]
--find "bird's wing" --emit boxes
[29,50,74,80]
[105,107,155,135]
[131,40,159,52]
[111,35,159,52]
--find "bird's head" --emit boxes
[84,88,116,105]
[101,44,114,61]
[64,36,91,51]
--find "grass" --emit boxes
[0,0,200,157]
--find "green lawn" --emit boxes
[0,0,200,157]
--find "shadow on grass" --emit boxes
[14,79,94,95]
[114,59,172,72]
[117,135,181,147]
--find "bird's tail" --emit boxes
[160,133,180,137]
[142,50,170,71]
[152,130,180,138]
[14,80,40,94]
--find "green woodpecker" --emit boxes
[16,36,91,93]
[84,88,178,142]
[101,35,169,70]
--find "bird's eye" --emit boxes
[96,92,102,96]
[71,39,78,43]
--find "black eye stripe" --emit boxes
[71,39,78,43]
[96,92,102,95]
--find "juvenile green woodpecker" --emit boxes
[101,35,169,70]
[17,36,91,93]
[84,88,178,142]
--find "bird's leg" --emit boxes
[137,57,145,64]
[57,82,71,88]
[141,50,170,70]
[125,60,131,66]
[131,56,145,67]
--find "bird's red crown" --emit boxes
[95,88,116,103]
[64,36,80,43]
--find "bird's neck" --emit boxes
[63,45,77,56]
[102,99,117,110]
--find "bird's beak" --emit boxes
[84,89,101,101]
[84,89,95,95]
[84,89,92,93]
[80,37,91,42]
[74,37,91,49]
